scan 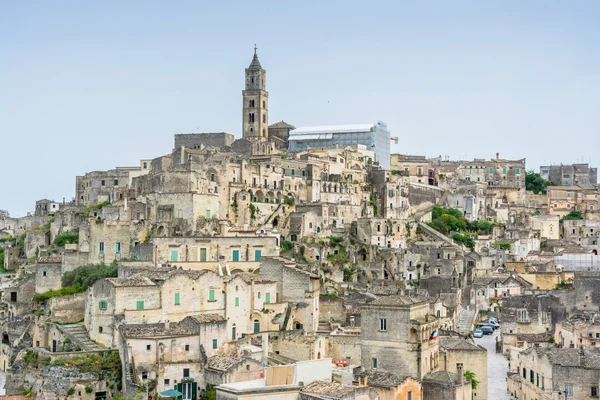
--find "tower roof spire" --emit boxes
[248,45,262,70]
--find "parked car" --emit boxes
[489,320,500,329]
[481,326,494,335]
[473,329,484,338]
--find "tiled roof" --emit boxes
[207,355,257,372]
[105,276,156,287]
[440,337,485,352]
[423,370,460,384]
[185,314,227,324]
[121,322,195,338]
[357,369,410,388]
[301,381,359,398]
[368,294,429,307]
[37,256,63,263]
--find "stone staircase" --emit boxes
[457,309,476,334]
[56,323,103,351]
[317,321,331,334]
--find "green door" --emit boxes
[199,248,207,262]
[253,320,260,333]
[171,250,178,262]
[232,250,239,262]
[255,249,262,261]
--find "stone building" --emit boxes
[438,337,487,399]
[360,294,440,380]
[500,294,566,353]
[422,369,472,400]
[390,154,435,185]
[540,163,598,187]
[174,132,235,150]
[356,370,423,400]
[510,346,600,400]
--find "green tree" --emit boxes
[525,171,552,194]
[54,230,79,247]
[560,211,583,223]
[464,370,479,390]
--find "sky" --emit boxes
[1,1,599,217]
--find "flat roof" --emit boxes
[290,124,374,137]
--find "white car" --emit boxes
[473,329,484,338]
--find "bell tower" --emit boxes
[242,46,268,142]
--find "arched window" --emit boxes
[316,227,321,233]
[309,222,313,229]
[262,114,266,123]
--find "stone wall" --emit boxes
[48,293,85,323]
[174,132,234,150]
[326,335,362,364]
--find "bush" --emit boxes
[33,285,84,303]
[62,261,118,289]
[67,388,75,396]
[560,211,583,223]
[54,230,79,247]
[85,386,93,393]
[493,241,512,251]
[280,240,294,253]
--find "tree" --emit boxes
[560,211,583,223]
[525,171,552,195]
[464,370,479,390]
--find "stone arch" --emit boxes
[272,217,279,228]
[255,190,265,203]
[266,191,275,203]
[157,226,165,236]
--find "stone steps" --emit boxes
[457,310,476,334]
[57,323,103,351]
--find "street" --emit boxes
[474,330,514,400]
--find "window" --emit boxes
[41,270,47,277]
[99,301,108,310]
[254,319,260,333]
[372,358,377,369]
[10,292,17,302]
[142,371,148,380]
[212,339,218,349]
[235,297,239,307]
[232,250,240,262]
[171,250,178,262]
[114,179,119,186]
[522,368,526,378]
[380,318,387,331]
[101,180,105,186]
[206,210,211,219]
[503,168,507,174]
[185,344,189,351]
[262,114,266,123]
[592,386,598,397]
[115,242,121,254]
[536,373,539,387]
[146,344,151,351]
[565,386,573,396]
[265,293,271,303]
[255,249,262,261]
[136,301,144,310]
[99,242,104,255]
[175,292,180,305]
[516,168,521,174]
[164,379,170,385]
[232,325,237,340]
[99,326,103,333]
[200,248,207,262]
[210,174,215,181]
[208,289,215,302]
[183,368,190,378]
[529,370,534,383]
[408,392,412,400]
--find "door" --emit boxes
[182,382,193,400]
[171,250,178,262]
[232,250,239,262]
[52,340,57,352]
[254,320,260,333]
[199,248,207,262]
[255,249,262,261]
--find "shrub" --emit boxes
[54,230,79,247]
[560,211,583,223]
[493,242,512,251]
[85,386,93,393]
[68,387,75,395]
[62,261,118,289]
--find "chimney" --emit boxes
[457,363,464,385]
[165,320,170,330]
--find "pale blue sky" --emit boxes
[1,1,599,217]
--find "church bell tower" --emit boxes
[242,46,268,142]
